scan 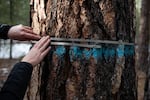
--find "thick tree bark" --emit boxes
[25,0,136,100]
[136,0,150,100]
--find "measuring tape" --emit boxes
[31,37,134,48]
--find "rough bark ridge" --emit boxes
[25,0,136,100]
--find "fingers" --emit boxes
[41,47,51,58]
[22,28,41,35]
[34,36,51,61]
[39,38,50,52]
[22,28,34,34]
[22,25,40,36]
[22,36,51,66]
[22,28,38,36]
[36,36,50,48]
[22,31,41,40]
[23,25,33,30]
[18,25,41,40]
[34,36,49,48]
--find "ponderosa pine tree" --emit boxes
[25,0,136,100]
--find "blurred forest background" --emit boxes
[0,0,29,25]
[0,0,31,89]
[0,0,31,59]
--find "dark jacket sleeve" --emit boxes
[0,62,33,100]
[0,24,12,39]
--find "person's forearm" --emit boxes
[0,24,12,39]
[0,62,33,100]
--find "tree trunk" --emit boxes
[136,0,150,100]
[25,0,136,100]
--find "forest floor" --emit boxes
[0,59,20,90]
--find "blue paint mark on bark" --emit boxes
[69,46,82,62]
[54,46,66,57]
[92,48,102,60]
[82,49,93,60]
[53,45,134,61]
[117,45,124,58]
[103,46,116,59]
[124,45,134,56]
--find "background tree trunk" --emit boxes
[25,0,136,100]
[135,0,150,100]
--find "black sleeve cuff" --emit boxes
[0,24,12,39]
[0,62,33,100]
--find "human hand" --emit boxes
[8,24,41,41]
[22,36,51,67]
